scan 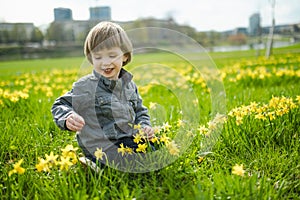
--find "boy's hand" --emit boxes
[143,126,155,139]
[66,112,85,131]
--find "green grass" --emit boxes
[0,45,299,199]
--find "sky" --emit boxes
[0,0,300,31]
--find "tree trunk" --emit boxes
[266,18,275,59]
[265,0,276,59]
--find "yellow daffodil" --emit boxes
[153,126,161,134]
[254,113,266,120]
[176,119,184,127]
[228,96,299,125]
[94,148,106,160]
[149,102,157,110]
[150,136,160,144]
[133,123,142,130]
[58,156,73,171]
[61,144,78,158]
[166,141,180,156]
[36,157,50,172]
[133,134,143,144]
[267,111,276,121]
[232,164,245,176]
[161,122,172,132]
[198,125,208,135]
[118,143,127,156]
[136,143,147,153]
[66,151,78,164]
[45,151,58,167]
[213,113,227,124]
[8,159,25,176]
[207,121,217,130]
[160,134,171,144]
[193,99,199,106]
[235,116,243,125]
[198,156,204,164]
[125,147,134,155]
[275,109,285,116]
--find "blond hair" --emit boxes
[84,21,133,66]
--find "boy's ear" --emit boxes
[123,54,128,62]
[122,52,131,66]
[123,54,128,63]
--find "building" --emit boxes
[249,13,261,36]
[0,23,35,42]
[54,8,73,21]
[89,6,111,21]
[49,6,112,41]
[233,27,248,35]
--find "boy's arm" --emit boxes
[133,86,155,138]
[133,86,151,127]
[51,91,74,130]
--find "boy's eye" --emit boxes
[93,55,102,59]
[109,55,117,58]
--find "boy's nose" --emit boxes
[102,57,112,66]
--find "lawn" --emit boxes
[0,44,299,199]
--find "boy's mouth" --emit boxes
[103,68,114,74]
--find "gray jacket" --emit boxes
[51,69,151,156]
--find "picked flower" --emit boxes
[133,133,143,144]
[136,143,148,153]
[133,123,142,130]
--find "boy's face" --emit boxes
[91,47,128,80]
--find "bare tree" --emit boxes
[265,0,276,59]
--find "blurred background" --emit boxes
[0,0,299,60]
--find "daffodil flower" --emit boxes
[133,134,143,144]
[58,156,73,171]
[8,159,25,176]
[61,144,79,158]
[45,151,58,167]
[160,134,171,144]
[94,148,106,160]
[118,143,127,156]
[136,143,147,153]
[232,164,245,176]
[161,122,172,132]
[36,157,50,172]
[166,141,180,156]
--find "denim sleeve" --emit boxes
[51,90,74,130]
[133,84,151,127]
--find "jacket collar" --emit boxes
[92,68,133,90]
